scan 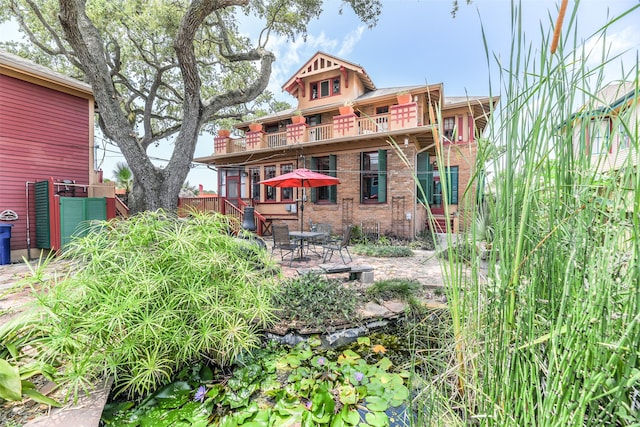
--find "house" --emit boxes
[0,50,116,262]
[194,52,497,238]
[572,82,639,173]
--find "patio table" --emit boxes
[289,231,324,261]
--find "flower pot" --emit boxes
[217,129,231,137]
[339,105,354,115]
[249,123,263,132]
[291,115,306,124]
[396,93,412,104]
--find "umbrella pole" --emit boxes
[300,189,304,232]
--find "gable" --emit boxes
[282,51,375,96]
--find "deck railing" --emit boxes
[309,123,333,141]
[177,196,220,217]
[213,102,421,155]
[266,131,287,148]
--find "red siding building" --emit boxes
[0,50,110,262]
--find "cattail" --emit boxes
[551,0,569,54]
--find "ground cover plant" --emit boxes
[418,2,640,425]
[102,337,411,427]
[0,210,279,401]
[272,274,361,331]
[365,279,422,305]
[352,244,414,258]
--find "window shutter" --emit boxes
[378,149,387,203]
[310,157,317,203]
[329,154,337,203]
[360,152,364,202]
[447,166,459,204]
[416,153,433,204]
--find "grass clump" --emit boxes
[352,243,414,257]
[8,210,279,400]
[366,279,421,302]
[272,274,360,330]
[414,2,640,425]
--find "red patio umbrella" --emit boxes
[260,168,340,231]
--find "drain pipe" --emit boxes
[25,181,33,260]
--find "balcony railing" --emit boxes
[267,132,287,148]
[213,102,421,155]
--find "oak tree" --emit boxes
[1,0,381,213]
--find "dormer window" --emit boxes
[310,76,341,100]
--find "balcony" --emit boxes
[213,102,423,155]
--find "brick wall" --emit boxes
[304,145,419,238]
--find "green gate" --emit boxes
[59,197,107,247]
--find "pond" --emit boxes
[99,320,437,427]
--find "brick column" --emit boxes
[286,123,308,144]
[389,103,418,131]
[246,131,265,150]
[332,113,358,137]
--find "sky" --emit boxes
[2,0,639,191]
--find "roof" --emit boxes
[281,51,376,95]
[0,49,93,97]
[592,82,637,109]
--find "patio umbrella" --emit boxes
[260,168,340,231]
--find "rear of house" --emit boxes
[195,52,497,239]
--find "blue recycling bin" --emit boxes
[0,223,13,265]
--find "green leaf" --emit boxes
[364,396,388,412]
[342,407,361,425]
[0,358,21,401]
[391,385,409,402]
[199,365,214,381]
[307,336,322,347]
[22,387,62,407]
[311,387,335,423]
[365,411,388,427]
[338,384,358,406]
[356,337,370,346]
[331,412,348,427]
[375,358,393,371]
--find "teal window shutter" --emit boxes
[447,166,459,204]
[378,149,387,203]
[310,157,317,202]
[329,154,337,203]
[416,153,433,204]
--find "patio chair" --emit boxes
[310,223,332,253]
[272,224,301,266]
[322,224,354,264]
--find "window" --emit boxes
[310,76,341,100]
[589,118,610,155]
[250,168,260,201]
[619,122,630,150]
[310,155,337,203]
[264,165,276,201]
[361,150,387,203]
[443,117,455,140]
[280,163,293,201]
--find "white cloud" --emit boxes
[264,25,366,101]
[581,24,640,84]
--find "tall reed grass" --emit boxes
[413,2,640,425]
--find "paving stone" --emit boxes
[359,302,390,318]
[25,377,113,427]
[382,300,407,314]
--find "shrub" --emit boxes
[14,210,279,400]
[272,274,360,330]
